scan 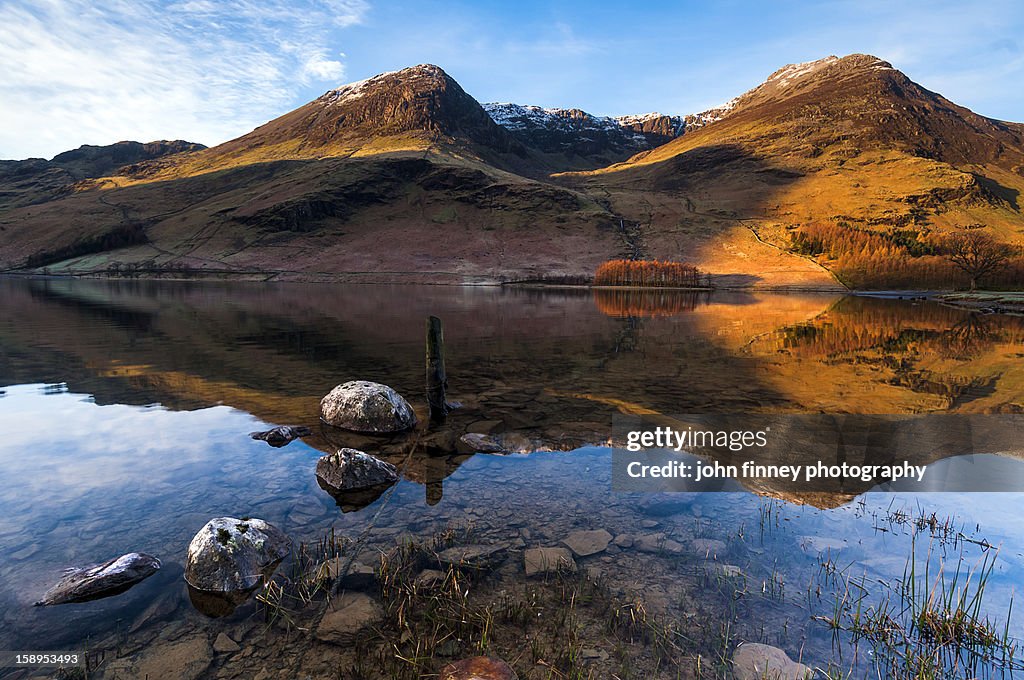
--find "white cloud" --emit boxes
[0,0,369,159]
[302,53,347,81]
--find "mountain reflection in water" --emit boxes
[3,278,1024,676]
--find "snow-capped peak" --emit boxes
[482,103,680,136]
[765,56,841,88]
[319,65,447,106]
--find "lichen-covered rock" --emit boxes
[316,448,399,492]
[35,552,161,605]
[184,517,290,593]
[320,381,417,433]
[440,656,518,680]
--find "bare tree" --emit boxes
[941,230,1013,290]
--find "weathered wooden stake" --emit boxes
[426,315,448,421]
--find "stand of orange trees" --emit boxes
[594,259,705,287]
[789,223,1024,289]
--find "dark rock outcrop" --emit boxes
[249,425,312,447]
[35,552,161,605]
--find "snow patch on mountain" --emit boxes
[483,103,652,136]
[767,56,841,88]
[319,65,446,106]
[484,103,695,140]
[483,101,739,142]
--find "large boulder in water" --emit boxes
[316,449,399,512]
[316,448,399,492]
[35,552,161,605]
[320,381,417,433]
[184,518,290,593]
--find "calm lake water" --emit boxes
[2,277,1024,679]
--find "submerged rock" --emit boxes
[459,432,506,453]
[320,381,417,433]
[440,656,518,680]
[316,448,399,491]
[562,529,613,557]
[712,564,744,579]
[731,643,813,680]
[799,535,849,554]
[691,538,727,557]
[523,547,577,577]
[459,432,553,454]
[436,544,509,571]
[249,425,312,448]
[315,592,384,644]
[639,494,699,517]
[213,632,240,654]
[633,533,685,555]
[316,557,377,591]
[184,517,290,593]
[35,552,160,606]
[105,634,212,680]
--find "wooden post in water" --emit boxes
[426,315,448,422]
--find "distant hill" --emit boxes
[0,140,205,212]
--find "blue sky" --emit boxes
[1,0,1022,159]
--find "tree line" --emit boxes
[789,224,1022,289]
[594,259,706,288]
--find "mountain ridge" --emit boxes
[0,54,1021,290]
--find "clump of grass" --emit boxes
[814,536,1022,678]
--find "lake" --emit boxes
[2,277,1024,679]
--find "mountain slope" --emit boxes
[117,65,532,183]
[0,140,205,212]
[0,66,622,282]
[559,54,1024,287]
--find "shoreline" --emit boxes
[4,272,1023,307]
[933,291,1024,315]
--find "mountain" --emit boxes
[0,65,620,282]
[483,103,684,167]
[127,65,532,182]
[0,55,1022,289]
[0,140,205,212]
[561,54,1024,288]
